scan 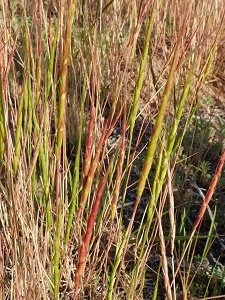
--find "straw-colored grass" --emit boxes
[0,1,225,299]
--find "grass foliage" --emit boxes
[0,1,225,299]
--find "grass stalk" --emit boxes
[64,76,87,248]
[41,11,60,228]
[53,1,76,298]
[114,7,189,298]
[74,159,113,298]
[128,1,155,152]
[147,65,194,224]
[1,1,225,299]
[173,146,225,286]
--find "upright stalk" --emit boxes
[53,1,76,298]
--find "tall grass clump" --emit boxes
[0,1,225,299]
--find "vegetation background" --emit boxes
[0,0,225,299]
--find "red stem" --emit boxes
[74,161,112,298]
[194,147,225,229]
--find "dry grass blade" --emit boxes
[1,1,225,299]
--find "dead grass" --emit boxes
[0,1,225,299]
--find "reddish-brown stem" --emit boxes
[74,160,112,299]
[172,146,225,286]
[194,147,225,229]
